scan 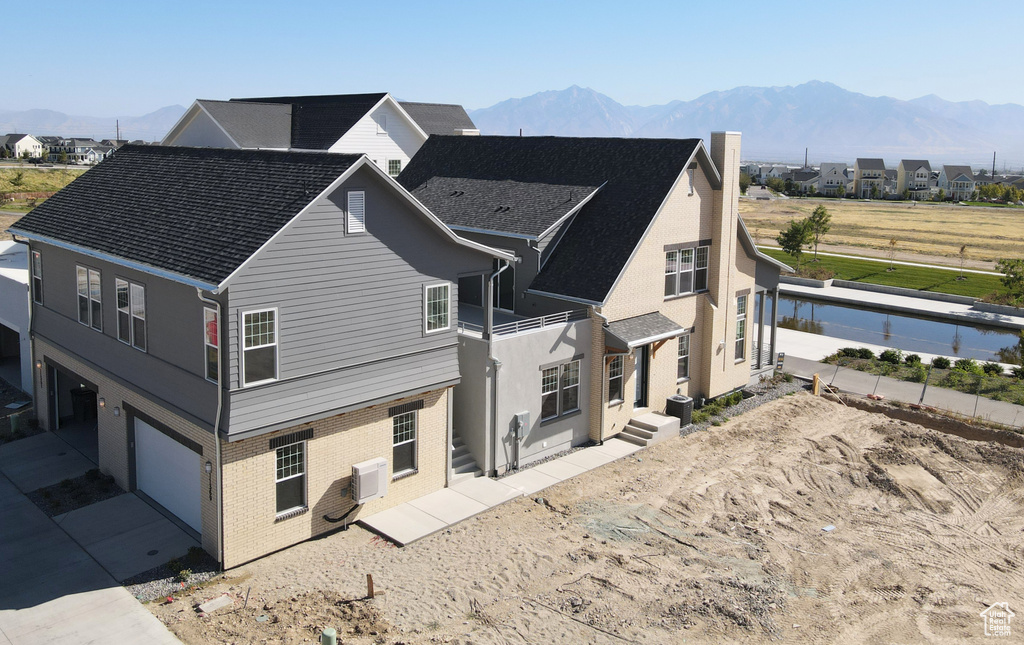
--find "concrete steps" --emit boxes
[450,433,482,485]
[619,412,680,447]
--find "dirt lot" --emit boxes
[151,393,1024,644]
[740,198,1024,268]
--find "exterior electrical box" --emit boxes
[352,457,387,504]
[513,412,529,439]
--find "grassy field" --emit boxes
[740,197,1024,264]
[0,167,86,194]
[759,247,1007,299]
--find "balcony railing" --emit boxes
[457,309,588,337]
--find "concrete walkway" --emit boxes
[360,438,642,546]
[780,282,1024,330]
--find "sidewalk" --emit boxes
[359,438,642,546]
[783,355,1024,428]
[779,282,1024,330]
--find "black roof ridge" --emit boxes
[428,134,702,144]
[118,143,359,161]
[229,92,388,103]
[398,100,469,108]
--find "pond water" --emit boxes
[767,294,1023,363]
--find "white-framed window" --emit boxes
[30,250,42,305]
[242,309,278,386]
[392,411,417,476]
[608,356,624,403]
[346,190,366,234]
[562,360,580,414]
[666,245,709,297]
[678,333,690,380]
[541,359,581,421]
[541,367,559,421]
[425,283,450,333]
[204,307,219,383]
[735,295,747,360]
[388,159,402,177]
[275,441,305,514]
[695,246,709,291]
[77,266,101,330]
[115,279,146,351]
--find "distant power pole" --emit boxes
[116,119,120,140]
[992,151,996,177]
[804,148,808,169]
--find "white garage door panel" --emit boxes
[135,418,202,533]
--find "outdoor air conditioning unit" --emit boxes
[352,457,387,504]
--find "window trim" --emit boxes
[30,250,42,305]
[346,189,366,235]
[114,278,147,352]
[677,333,691,382]
[540,366,559,422]
[204,307,219,384]
[424,282,451,334]
[387,159,402,177]
[665,244,710,299]
[561,359,581,416]
[608,355,624,405]
[735,294,747,361]
[392,410,418,478]
[241,307,279,387]
[77,265,102,331]
[274,440,306,517]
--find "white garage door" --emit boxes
[135,418,202,533]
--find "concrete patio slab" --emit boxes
[558,448,619,471]
[591,437,642,459]
[450,476,523,507]
[360,504,448,546]
[532,459,588,482]
[56,494,199,581]
[501,468,561,496]
[408,489,488,525]
[0,432,94,492]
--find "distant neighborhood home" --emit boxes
[818,162,848,196]
[938,165,976,200]
[853,158,886,198]
[1,134,44,158]
[161,92,480,176]
[46,138,115,164]
[781,169,819,194]
[897,159,932,199]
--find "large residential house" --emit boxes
[783,169,820,194]
[47,138,115,164]
[162,92,479,177]
[938,165,976,200]
[9,145,510,568]
[853,158,886,198]
[399,133,788,476]
[897,159,932,199]
[1,134,44,158]
[818,163,848,196]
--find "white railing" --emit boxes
[458,309,588,337]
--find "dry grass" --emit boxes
[740,198,1024,264]
[0,167,86,194]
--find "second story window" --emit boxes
[388,159,402,177]
[346,190,365,234]
[30,251,42,305]
[665,245,709,297]
[243,309,278,386]
[77,266,102,331]
[425,283,450,333]
[115,279,147,351]
[204,308,219,383]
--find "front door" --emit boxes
[634,345,649,408]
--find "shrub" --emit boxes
[932,356,951,369]
[953,358,982,374]
[783,372,794,383]
[799,265,835,281]
[907,365,928,383]
[174,568,192,583]
[982,362,1004,376]
[939,371,968,388]
[1013,366,1024,380]
[879,349,903,364]
[904,354,922,366]
[857,348,875,360]
[839,347,862,358]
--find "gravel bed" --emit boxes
[683,377,808,437]
[124,549,221,602]
[496,440,597,479]
[26,469,124,516]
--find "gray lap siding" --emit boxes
[225,165,490,438]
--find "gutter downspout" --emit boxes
[591,306,609,445]
[11,235,37,406]
[196,288,225,570]
[488,260,511,475]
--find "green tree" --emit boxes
[777,219,812,269]
[997,258,1024,305]
[10,169,25,187]
[834,184,845,198]
[901,188,911,201]
[807,205,832,261]
[739,172,751,195]
[765,176,786,193]
[58,150,68,165]
[870,184,879,199]
[958,244,968,281]
[935,188,946,202]
[887,237,898,271]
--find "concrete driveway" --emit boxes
[0,431,183,644]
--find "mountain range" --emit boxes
[0,106,185,142]
[468,82,1024,167]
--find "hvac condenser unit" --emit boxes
[352,457,387,504]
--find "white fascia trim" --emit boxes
[217,157,516,291]
[524,288,604,308]
[619,329,686,349]
[599,143,705,303]
[160,100,202,145]
[535,182,606,240]
[358,160,516,262]
[9,229,218,291]
[736,217,793,273]
[379,94,429,142]
[447,225,536,241]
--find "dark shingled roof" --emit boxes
[856,158,886,171]
[399,135,701,304]
[198,100,292,148]
[605,312,686,350]
[231,93,388,150]
[398,102,476,135]
[10,145,359,286]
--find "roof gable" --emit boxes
[398,102,477,135]
[198,100,292,148]
[231,92,388,149]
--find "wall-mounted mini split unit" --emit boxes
[352,457,387,504]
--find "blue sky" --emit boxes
[11,0,1023,115]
